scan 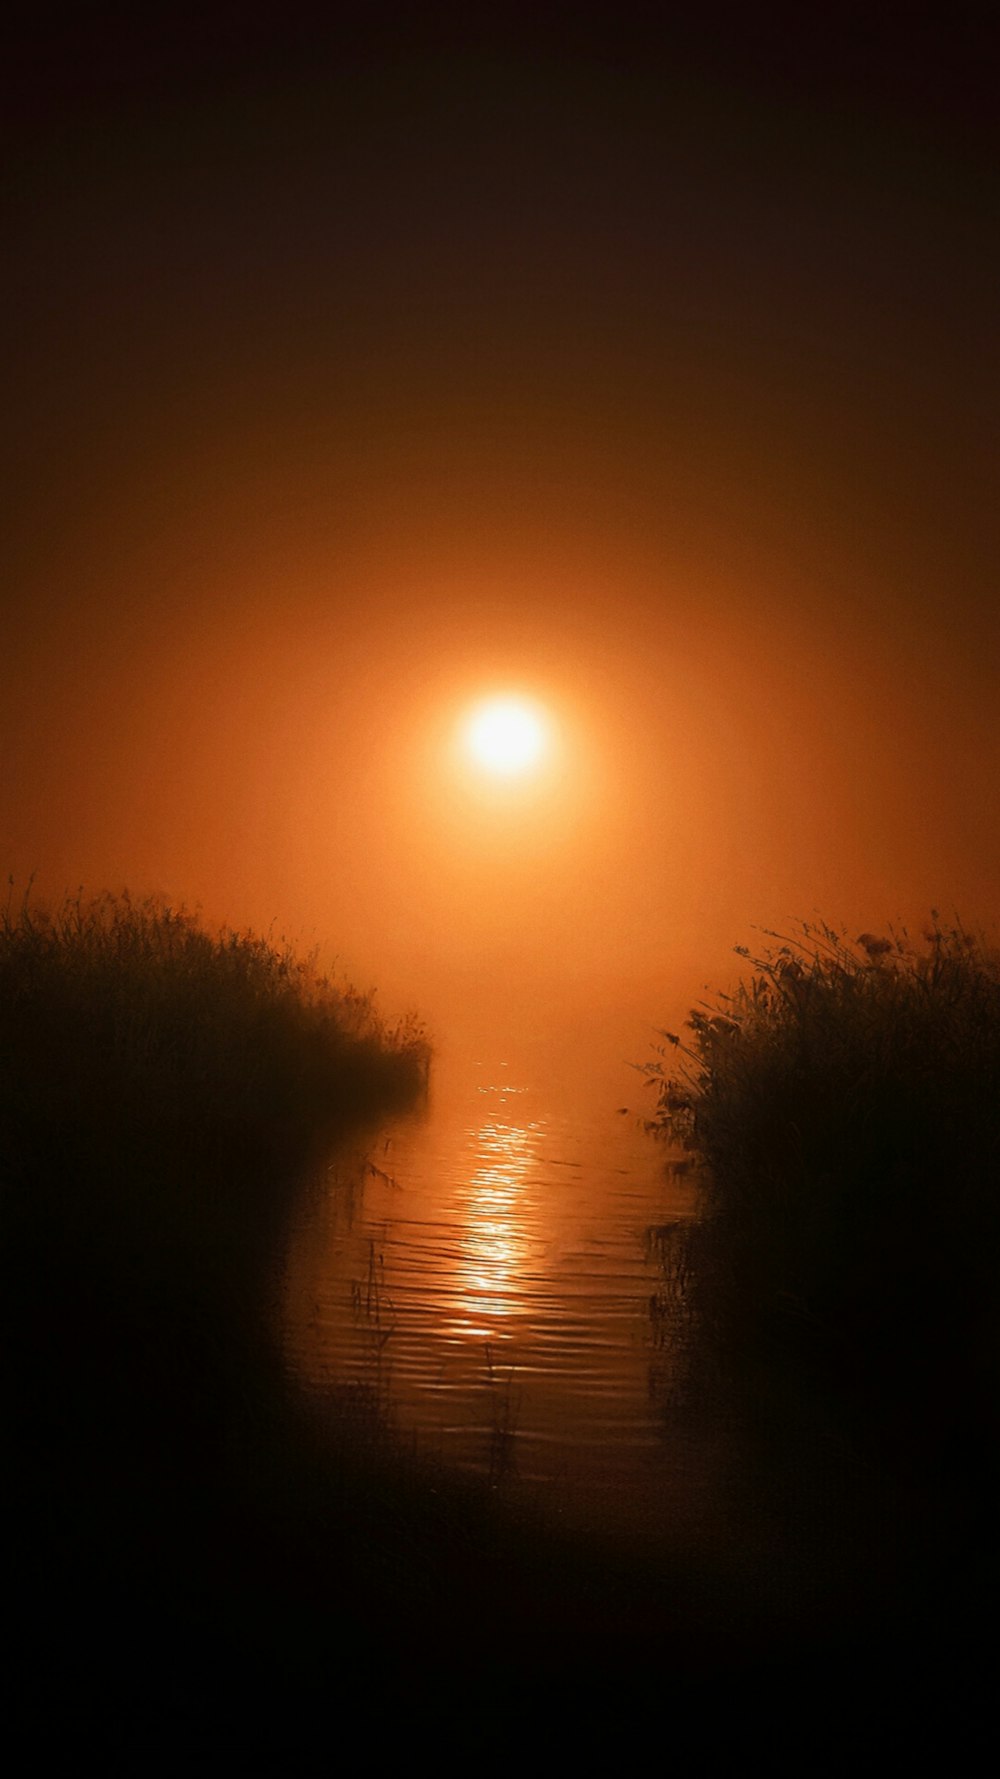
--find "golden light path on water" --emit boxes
[281,1025,699,1530]
[449,1113,538,1336]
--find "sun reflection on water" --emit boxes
[446,1113,542,1339]
[279,1039,695,1516]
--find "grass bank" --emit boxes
[3,889,992,1739]
[0,885,429,1409]
[1,885,429,1171]
[643,917,1000,1498]
[0,889,765,1740]
[0,890,434,1704]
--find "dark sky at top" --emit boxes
[2,3,997,1025]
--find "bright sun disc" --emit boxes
[465,697,547,776]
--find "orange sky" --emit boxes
[2,9,996,1041]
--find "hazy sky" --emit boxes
[3,5,997,1037]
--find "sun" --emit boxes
[464,696,548,777]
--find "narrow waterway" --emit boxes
[281,1015,699,1531]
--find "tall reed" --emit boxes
[0,883,428,1173]
[643,917,1000,1482]
[0,885,430,1489]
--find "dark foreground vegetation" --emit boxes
[1,891,787,1748]
[2,892,994,1750]
[645,918,1000,1571]
[1,891,450,1742]
[1,887,428,1507]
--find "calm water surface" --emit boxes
[281,1017,697,1529]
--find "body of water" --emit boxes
[281,1015,698,1531]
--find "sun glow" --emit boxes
[464,696,548,777]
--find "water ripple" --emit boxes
[282,1035,696,1515]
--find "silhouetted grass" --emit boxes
[1,884,428,1170]
[0,888,431,1685]
[0,885,428,1400]
[0,889,989,1740]
[643,917,1000,1494]
[0,873,760,1739]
